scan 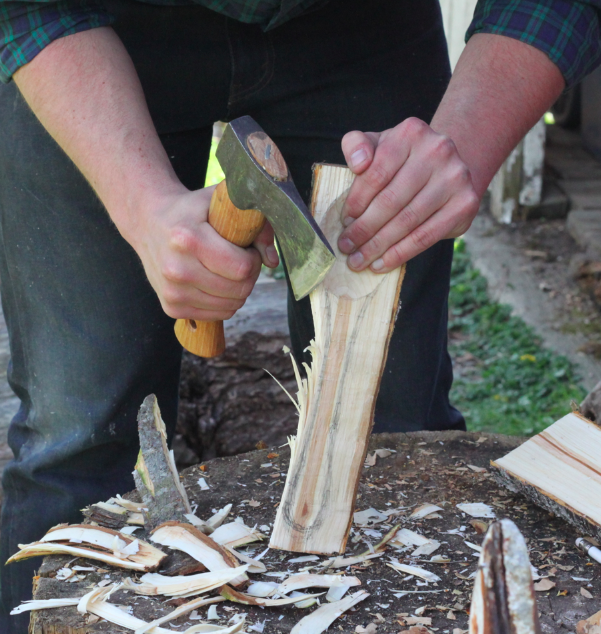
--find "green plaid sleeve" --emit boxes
[467,0,601,87]
[0,0,114,82]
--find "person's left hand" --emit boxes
[338,117,480,272]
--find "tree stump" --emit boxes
[176,279,298,464]
[28,430,601,634]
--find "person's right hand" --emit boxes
[129,186,278,322]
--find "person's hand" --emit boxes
[130,186,278,321]
[337,118,480,273]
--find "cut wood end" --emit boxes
[468,519,540,634]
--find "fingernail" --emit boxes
[338,237,355,254]
[371,258,384,271]
[350,149,367,169]
[266,245,278,265]
[348,251,364,269]
[343,216,354,227]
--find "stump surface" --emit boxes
[31,431,601,634]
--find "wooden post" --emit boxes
[269,164,405,554]
[489,119,546,223]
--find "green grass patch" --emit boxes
[449,239,585,436]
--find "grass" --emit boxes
[448,239,585,436]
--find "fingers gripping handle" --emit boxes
[174,180,265,357]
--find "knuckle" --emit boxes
[410,225,434,252]
[161,285,183,306]
[365,162,390,190]
[161,262,188,284]
[169,227,196,254]
[366,233,383,255]
[449,163,471,187]
[347,220,372,245]
[399,202,419,229]
[463,189,480,213]
[232,258,253,281]
[431,135,456,160]
[401,117,427,139]
[376,186,397,211]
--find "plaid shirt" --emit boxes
[1,0,601,85]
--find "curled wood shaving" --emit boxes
[134,596,225,634]
[290,590,370,634]
[387,560,441,582]
[207,504,232,529]
[42,524,164,568]
[7,542,155,571]
[410,504,443,519]
[124,565,249,597]
[10,598,80,614]
[220,584,321,607]
[150,522,245,586]
[279,573,360,594]
[211,522,265,549]
[322,552,384,569]
[456,503,495,519]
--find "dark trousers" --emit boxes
[0,0,463,628]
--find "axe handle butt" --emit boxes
[174,180,265,358]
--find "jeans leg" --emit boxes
[0,84,213,631]
[226,0,464,433]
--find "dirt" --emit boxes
[31,431,601,634]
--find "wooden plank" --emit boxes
[492,411,601,541]
[269,164,405,554]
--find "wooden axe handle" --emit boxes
[174,180,265,357]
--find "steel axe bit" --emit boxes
[174,115,336,357]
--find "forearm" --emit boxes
[431,33,565,198]
[13,27,270,321]
[13,27,184,246]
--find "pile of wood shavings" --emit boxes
[30,431,601,633]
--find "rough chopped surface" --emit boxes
[31,431,601,633]
[134,395,189,529]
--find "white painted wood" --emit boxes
[439,0,546,221]
[439,0,478,69]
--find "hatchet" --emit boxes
[174,116,335,357]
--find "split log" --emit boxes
[269,164,405,554]
[492,412,601,542]
[469,519,540,634]
[134,395,192,529]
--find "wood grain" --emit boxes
[269,164,405,554]
[492,412,601,541]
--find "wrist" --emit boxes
[109,174,189,251]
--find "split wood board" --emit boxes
[269,164,405,554]
[492,411,601,541]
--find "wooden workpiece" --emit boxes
[270,164,405,555]
[492,412,601,543]
[29,431,601,633]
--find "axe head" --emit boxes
[216,116,335,300]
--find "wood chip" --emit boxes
[533,578,556,592]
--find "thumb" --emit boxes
[341,130,381,174]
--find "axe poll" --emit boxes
[174,116,335,357]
